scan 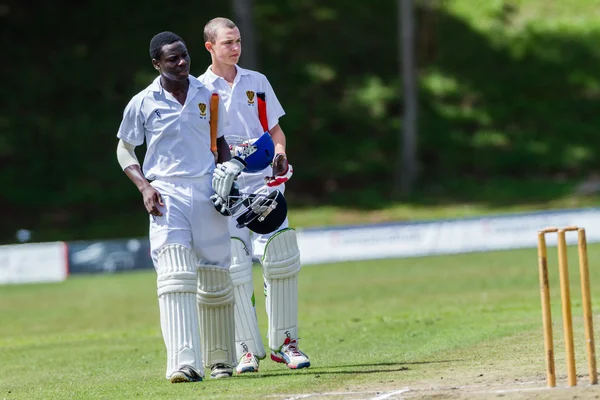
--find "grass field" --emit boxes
[3,244,600,399]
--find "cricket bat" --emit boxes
[209,93,219,154]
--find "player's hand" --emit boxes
[141,186,164,216]
[212,157,246,199]
[265,153,293,187]
[210,194,230,216]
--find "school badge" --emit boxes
[198,103,207,117]
[246,91,255,105]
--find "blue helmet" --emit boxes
[228,132,275,173]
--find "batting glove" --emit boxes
[265,153,293,187]
[212,157,246,200]
[210,194,229,216]
[210,181,240,216]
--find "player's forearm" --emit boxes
[117,139,150,192]
[269,124,287,155]
[216,136,231,163]
[124,164,152,193]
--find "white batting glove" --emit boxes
[212,157,246,200]
[210,193,229,216]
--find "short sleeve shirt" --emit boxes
[198,65,284,141]
[117,76,226,180]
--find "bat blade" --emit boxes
[209,93,219,153]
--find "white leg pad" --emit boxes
[156,244,203,379]
[230,238,266,359]
[262,228,302,350]
[197,266,236,368]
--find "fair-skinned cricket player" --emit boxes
[198,17,310,374]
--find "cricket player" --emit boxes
[116,31,243,383]
[199,17,310,374]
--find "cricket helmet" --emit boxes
[227,132,275,173]
[221,185,287,234]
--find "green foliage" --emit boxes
[3,0,600,241]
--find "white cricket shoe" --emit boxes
[210,363,233,379]
[169,365,203,383]
[236,352,260,374]
[270,337,310,369]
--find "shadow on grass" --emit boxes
[234,359,461,379]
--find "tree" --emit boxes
[395,0,418,196]
[233,0,258,70]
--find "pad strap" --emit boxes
[157,272,197,296]
[197,267,235,306]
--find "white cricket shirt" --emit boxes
[198,65,285,141]
[117,76,226,180]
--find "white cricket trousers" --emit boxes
[149,175,231,269]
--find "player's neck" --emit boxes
[211,62,237,85]
[160,76,189,95]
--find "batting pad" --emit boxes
[262,228,302,350]
[230,238,266,360]
[156,244,203,379]
[197,266,236,368]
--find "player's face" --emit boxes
[153,41,190,82]
[211,27,241,66]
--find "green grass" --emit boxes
[3,244,600,399]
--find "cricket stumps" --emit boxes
[537,226,597,387]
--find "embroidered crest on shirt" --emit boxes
[198,103,207,117]
[246,91,255,105]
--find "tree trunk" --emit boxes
[394,0,418,197]
[233,0,258,70]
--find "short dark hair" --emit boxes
[149,31,185,60]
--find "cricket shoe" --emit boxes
[170,365,203,383]
[271,337,310,369]
[236,352,260,374]
[210,363,233,379]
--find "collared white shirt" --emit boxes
[117,76,226,180]
[198,65,285,141]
